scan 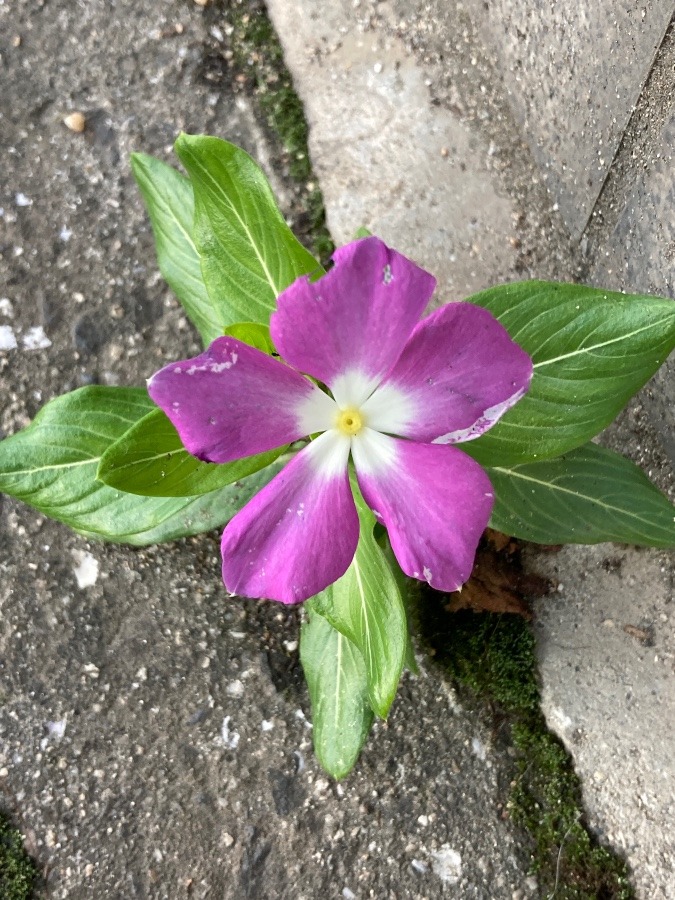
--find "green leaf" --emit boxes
[300,606,373,780]
[97,407,285,497]
[488,442,675,547]
[223,321,274,355]
[380,536,419,676]
[131,153,224,346]
[465,282,675,466]
[312,485,407,718]
[0,386,282,545]
[174,134,322,326]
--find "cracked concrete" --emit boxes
[1,0,674,897]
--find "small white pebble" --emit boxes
[221,716,240,749]
[471,736,487,761]
[226,679,244,697]
[22,325,52,350]
[430,845,462,884]
[71,550,99,588]
[0,298,14,317]
[373,61,383,73]
[417,814,429,826]
[46,719,67,740]
[0,325,17,351]
[15,192,32,207]
[261,719,274,732]
[411,859,429,874]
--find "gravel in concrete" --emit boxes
[1,1,539,897]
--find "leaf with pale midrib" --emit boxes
[301,607,373,780]
[312,485,407,718]
[175,134,322,327]
[131,153,224,346]
[488,442,675,547]
[464,281,675,466]
[97,407,286,498]
[0,386,282,545]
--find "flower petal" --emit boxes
[221,430,358,603]
[362,302,532,442]
[148,337,337,463]
[352,429,494,592]
[270,237,437,405]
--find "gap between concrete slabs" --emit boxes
[267,0,675,897]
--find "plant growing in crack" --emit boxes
[1,134,674,778]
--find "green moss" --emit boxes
[430,610,540,715]
[509,724,633,899]
[210,0,334,260]
[0,812,38,900]
[418,603,634,899]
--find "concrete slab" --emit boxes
[530,105,675,900]
[267,0,520,305]
[268,1,675,897]
[591,109,675,465]
[471,0,672,239]
[529,539,675,900]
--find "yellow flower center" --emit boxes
[336,406,365,436]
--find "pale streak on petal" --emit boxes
[220,429,358,604]
[432,386,528,444]
[350,427,397,478]
[371,301,533,445]
[330,369,377,409]
[295,387,339,435]
[308,428,352,478]
[360,382,417,435]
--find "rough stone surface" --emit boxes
[0,1,537,898]
[2,0,675,897]
[268,0,675,897]
[529,538,675,900]
[472,0,672,239]
[267,0,520,305]
[529,99,675,900]
[592,109,675,465]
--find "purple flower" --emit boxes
[148,238,532,604]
